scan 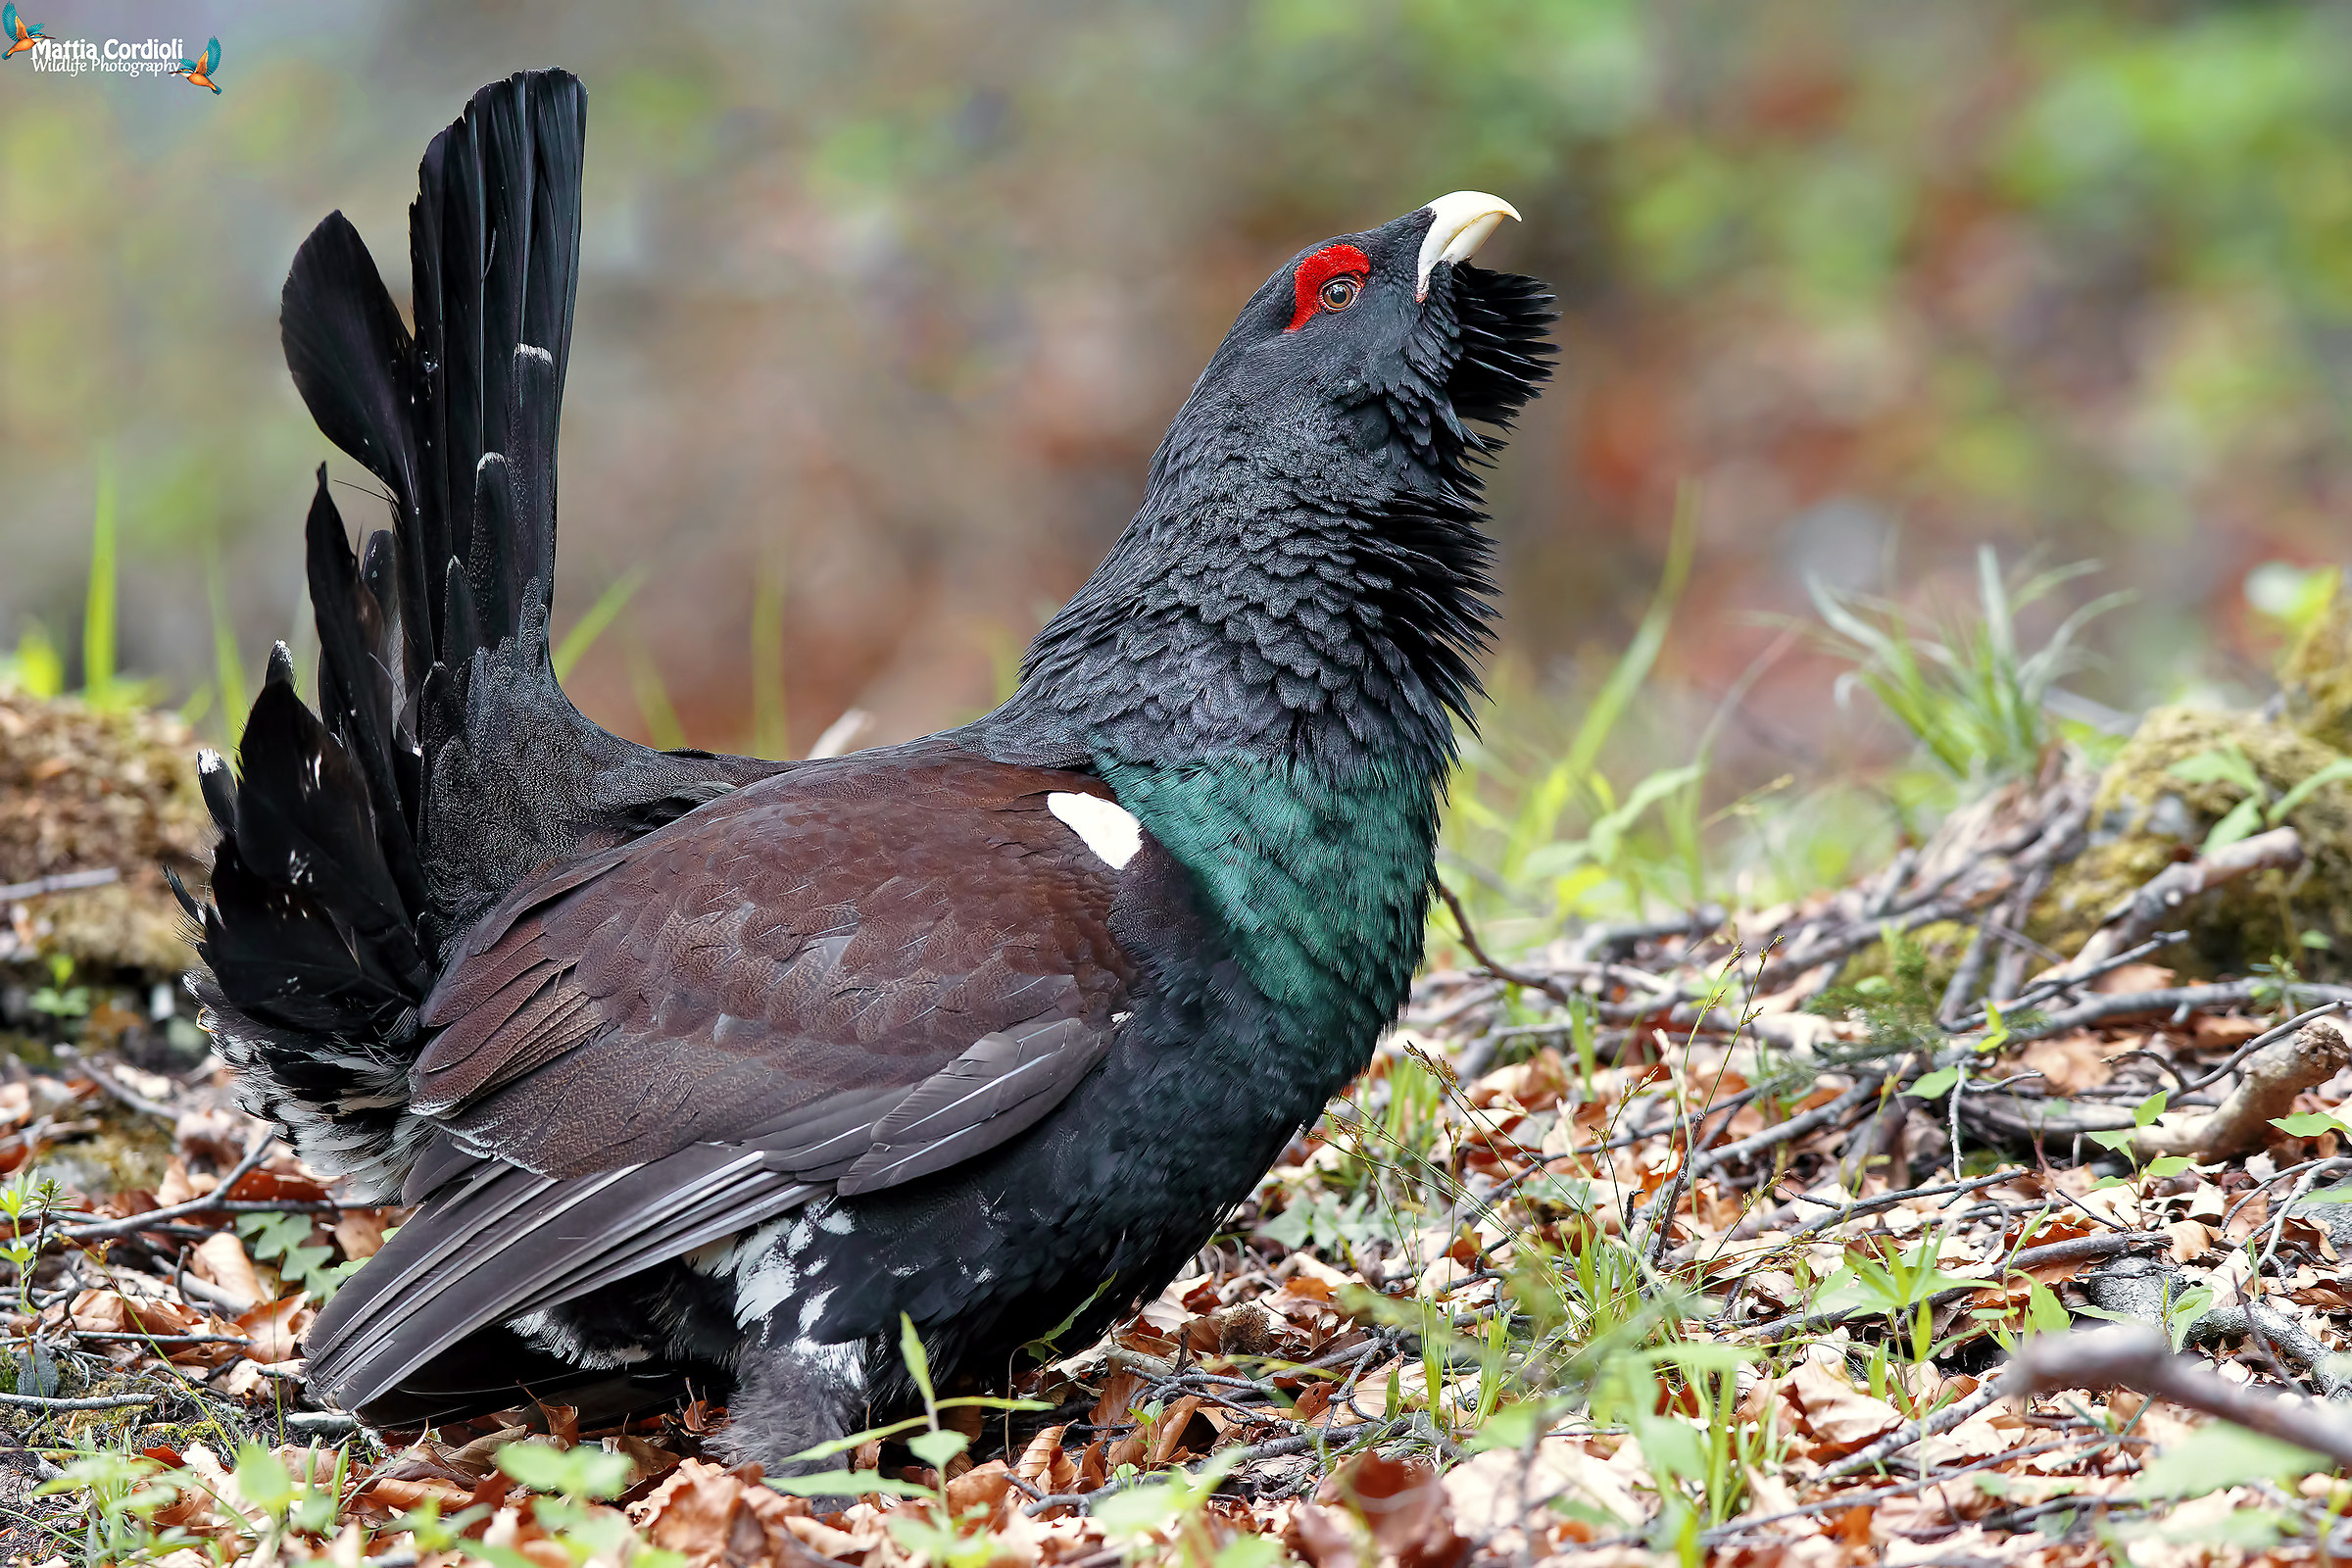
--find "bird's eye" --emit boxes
[1318,275,1361,314]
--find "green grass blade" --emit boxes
[206,546,247,752]
[551,565,644,682]
[1514,485,1698,862]
[624,637,688,751]
[7,622,65,700]
[82,458,117,708]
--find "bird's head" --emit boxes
[1003,193,1554,770]
[1151,192,1555,499]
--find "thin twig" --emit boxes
[55,1136,278,1243]
[0,868,121,902]
[1434,883,1576,1007]
[1819,1382,2004,1480]
[0,1391,158,1410]
[59,1052,176,1121]
[2176,1002,2352,1095]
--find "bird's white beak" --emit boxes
[1414,191,1522,302]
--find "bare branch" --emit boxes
[2039,826,2304,985]
[2136,1018,2352,1160]
[2002,1325,2352,1468]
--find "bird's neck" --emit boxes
[990,436,1492,777]
[974,462,1491,1055]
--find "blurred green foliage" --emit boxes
[3,0,2347,850]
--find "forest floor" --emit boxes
[6,677,2352,1566]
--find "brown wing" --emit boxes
[412,742,1136,1180]
[304,742,1141,1414]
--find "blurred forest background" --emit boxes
[5,0,2351,918]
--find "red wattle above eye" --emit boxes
[1288,244,1371,331]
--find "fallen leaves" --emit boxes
[1782,1361,1904,1455]
[14,772,2352,1568]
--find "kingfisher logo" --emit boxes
[172,36,220,92]
[1,6,48,58]
[11,20,223,87]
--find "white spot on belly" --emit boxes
[1048,792,1142,869]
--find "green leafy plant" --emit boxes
[1810,548,2129,785]
[27,955,92,1025]
[764,1314,1051,1565]
[3,461,166,712]
[0,1166,65,1318]
[0,619,66,698]
[2083,1090,2199,1187]
[1089,1446,1266,1567]
[1443,492,1711,938]
[2168,743,2352,856]
[1813,1234,1992,1365]
[33,1446,191,1567]
[2134,1420,2328,1499]
[483,1442,671,1568]
[1591,1340,1768,1541]
[233,1210,361,1301]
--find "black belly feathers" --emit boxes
[185,67,1552,1456]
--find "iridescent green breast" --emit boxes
[1100,754,1438,1056]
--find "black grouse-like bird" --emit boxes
[184,69,1552,1465]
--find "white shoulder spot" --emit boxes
[1047,791,1142,870]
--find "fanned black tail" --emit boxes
[187,70,780,1196]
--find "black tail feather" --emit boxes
[194,69,789,1198]
[303,474,424,909]
[192,71,591,1195]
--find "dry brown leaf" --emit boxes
[1783,1361,1903,1452]
[68,1288,197,1339]
[611,1431,683,1491]
[216,1359,272,1403]
[1015,1424,1067,1489]
[1470,1049,1567,1112]
[235,1294,310,1363]
[351,1474,473,1516]
[783,1511,878,1559]
[634,1457,806,1566]
[331,1208,387,1262]
[1149,1395,1203,1465]
[1090,1369,1142,1431]
[945,1458,1013,1518]
[2020,1032,2113,1095]
[1329,1451,1464,1567]
[224,1165,333,1204]
[2165,1219,2216,1261]
[1138,1273,1205,1334]
[152,1156,200,1209]
[2192,1013,2269,1051]
[1443,1440,1642,1543]
[1281,1250,1354,1298]
[190,1232,263,1307]
[1288,1501,1362,1568]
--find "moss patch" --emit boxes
[2034,705,2352,976]
[2283,575,2352,755]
